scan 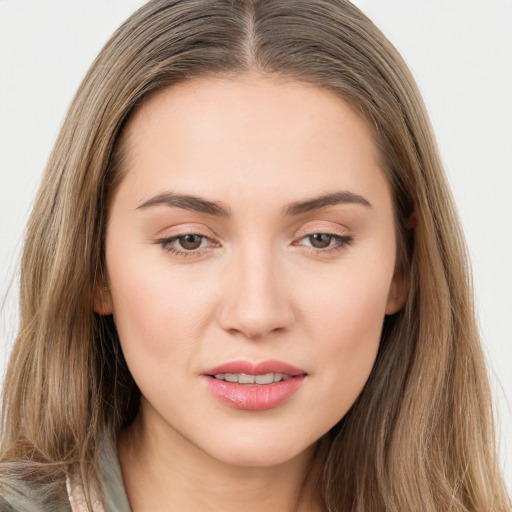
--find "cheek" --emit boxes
[303,254,393,347]
[105,251,222,411]
[105,244,218,360]
[297,253,394,416]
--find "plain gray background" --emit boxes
[1,0,511,490]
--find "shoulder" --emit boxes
[0,476,71,512]
[0,495,16,512]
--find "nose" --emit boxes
[218,244,295,340]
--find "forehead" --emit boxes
[115,74,389,212]
[123,74,378,155]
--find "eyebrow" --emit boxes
[136,190,371,217]
[137,193,231,217]
[283,191,371,215]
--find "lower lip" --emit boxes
[204,376,306,410]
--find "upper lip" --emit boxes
[202,359,307,377]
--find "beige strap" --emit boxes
[66,475,105,512]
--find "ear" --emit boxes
[93,278,113,316]
[386,212,415,315]
[385,264,407,315]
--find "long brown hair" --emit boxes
[1,1,510,510]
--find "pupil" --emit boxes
[310,233,332,248]
[179,234,202,250]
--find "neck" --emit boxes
[117,405,325,512]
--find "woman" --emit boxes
[0,0,510,510]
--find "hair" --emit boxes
[1,0,510,510]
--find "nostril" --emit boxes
[217,268,295,338]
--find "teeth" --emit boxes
[239,374,255,384]
[255,374,273,384]
[214,372,289,384]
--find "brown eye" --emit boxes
[308,234,333,248]
[178,234,203,250]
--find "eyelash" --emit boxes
[155,232,353,258]
[295,233,354,254]
[156,234,217,258]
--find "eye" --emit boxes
[306,233,335,249]
[156,233,216,257]
[295,233,353,253]
[175,234,204,250]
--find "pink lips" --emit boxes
[202,360,307,411]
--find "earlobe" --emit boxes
[93,281,113,316]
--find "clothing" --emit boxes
[0,442,131,512]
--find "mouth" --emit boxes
[202,360,307,411]
[211,372,291,384]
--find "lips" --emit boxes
[202,360,307,411]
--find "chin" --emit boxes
[201,430,320,469]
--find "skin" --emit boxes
[96,74,405,512]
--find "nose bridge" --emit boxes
[219,238,294,339]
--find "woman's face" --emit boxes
[99,75,403,467]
